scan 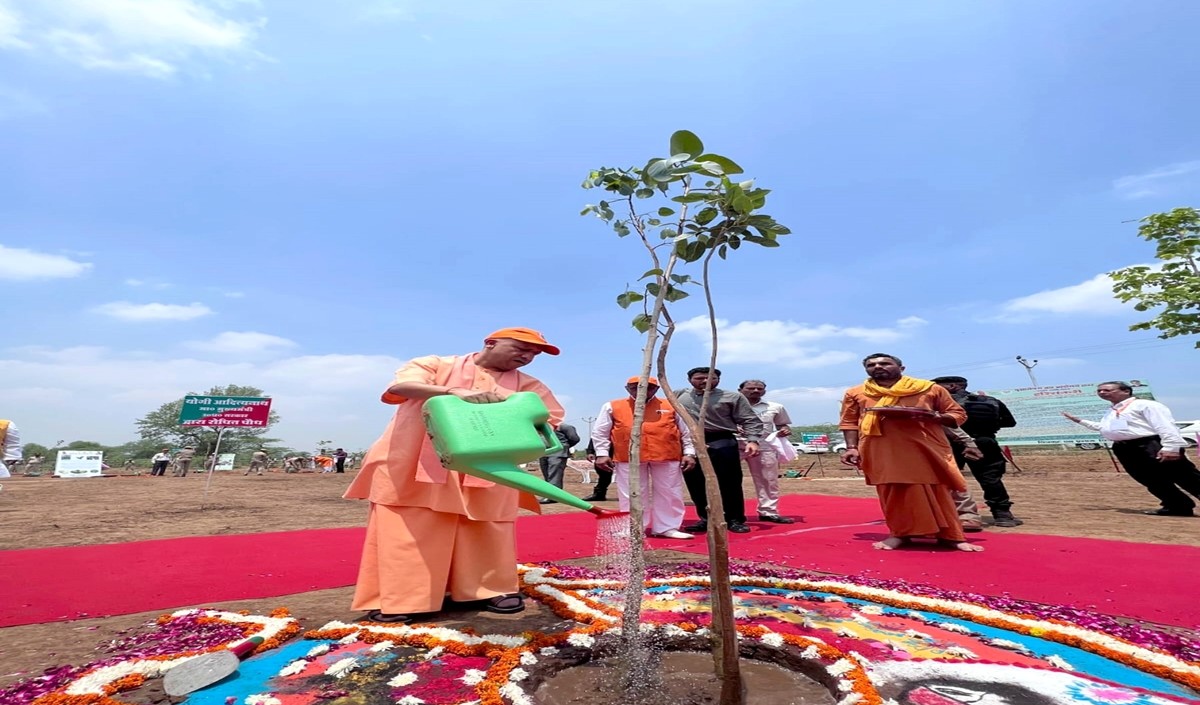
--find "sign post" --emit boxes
[54,450,105,478]
[178,395,272,501]
[990,381,1154,448]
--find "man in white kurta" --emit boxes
[591,377,697,539]
[737,380,795,523]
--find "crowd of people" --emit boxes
[142,446,356,477]
[3,327,1196,628]
[338,327,1199,625]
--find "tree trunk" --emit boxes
[657,311,743,705]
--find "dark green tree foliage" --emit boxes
[1111,207,1200,347]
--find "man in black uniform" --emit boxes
[932,376,1024,527]
[580,439,613,501]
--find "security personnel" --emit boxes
[932,376,1023,527]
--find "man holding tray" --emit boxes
[839,353,981,552]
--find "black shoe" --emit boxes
[538,498,557,505]
[1144,508,1195,517]
[758,514,795,524]
[684,520,708,533]
[581,493,609,502]
[728,522,751,533]
[991,511,1024,527]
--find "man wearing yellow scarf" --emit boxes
[839,354,981,552]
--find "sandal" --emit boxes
[360,610,412,624]
[484,593,525,615]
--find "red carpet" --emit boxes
[0,495,1196,628]
[667,495,1200,629]
[0,522,582,628]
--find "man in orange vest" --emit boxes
[591,377,697,539]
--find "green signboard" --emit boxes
[178,395,272,428]
[990,381,1154,446]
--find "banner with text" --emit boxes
[55,450,105,478]
[800,433,830,449]
[991,381,1155,446]
[179,396,272,428]
[215,453,237,471]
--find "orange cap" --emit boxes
[627,376,659,385]
[485,327,560,355]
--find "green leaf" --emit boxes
[635,187,655,198]
[681,240,707,262]
[613,221,630,237]
[647,159,677,183]
[617,291,645,309]
[669,273,692,285]
[718,244,728,259]
[695,207,718,225]
[671,193,710,204]
[648,218,662,226]
[640,268,663,280]
[658,207,675,216]
[670,130,704,158]
[664,285,689,302]
[695,154,744,175]
[632,314,652,333]
[732,194,753,214]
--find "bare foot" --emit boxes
[940,540,984,552]
[873,537,907,551]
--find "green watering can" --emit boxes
[422,391,626,518]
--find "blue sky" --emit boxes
[2,0,1198,451]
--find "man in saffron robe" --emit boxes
[839,353,981,552]
[344,327,565,623]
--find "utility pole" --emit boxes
[581,416,596,439]
[1015,355,1039,387]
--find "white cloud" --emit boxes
[764,385,847,424]
[124,277,170,289]
[675,315,926,368]
[996,272,1129,321]
[0,3,29,48]
[186,331,296,355]
[92,300,213,321]
[0,244,92,280]
[1,345,403,449]
[0,0,266,78]
[1113,161,1200,200]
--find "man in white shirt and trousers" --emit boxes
[738,380,797,524]
[1063,381,1200,517]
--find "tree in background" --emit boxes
[583,130,790,705]
[135,384,281,459]
[22,442,49,459]
[1111,207,1200,348]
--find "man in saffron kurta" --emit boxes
[839,353,981,552]
[344,328,565,623]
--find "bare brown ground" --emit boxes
[2,452,1198,688]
